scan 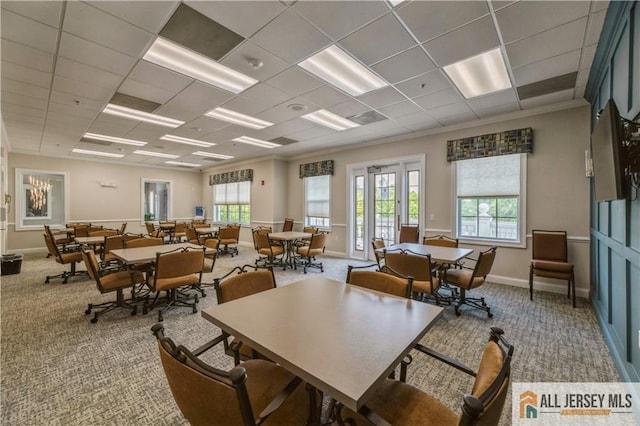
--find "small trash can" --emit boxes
[1,254,23,276]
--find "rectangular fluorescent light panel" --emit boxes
[165,161,202,167]
[143,37,258,94]
[232,136,281,149]
[133,150,179,159]
[193,151,234,160]
[299,45,387,96]
[302,109,360,131]
[103,103,184,128]
[83,132,147,146]
[72,148,124,158]
[160,135,215,147]
[205,107,273,129]
[443,48,511,99]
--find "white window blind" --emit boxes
[214,181,250,204]
[457,154,520,197]
[306,175,330,217]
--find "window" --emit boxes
[213,181,250,225]
[304,175,330,228]
[142,179,171,222]
[407,169,420,225]
[15,169,68,230]
[455,154,525,245]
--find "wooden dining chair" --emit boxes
[529,230,575,307]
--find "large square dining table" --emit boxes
[109,242,209,264]
[267,231,311,270]
[201,276,443,412]
[379,242,473,264]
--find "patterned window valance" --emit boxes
[447,127,533,162]
[299,160,334,179]
[209,169,253,185]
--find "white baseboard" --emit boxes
[487,274,589,299]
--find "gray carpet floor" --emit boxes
[0,248,619,425]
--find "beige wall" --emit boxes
[285,105,591,296]
[8,105,591,297]
[7,153,202,251]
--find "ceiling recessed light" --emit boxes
[205,107,273,129]
[72,148,124,158]
[443,48,512,99]
[160,135,215,147]
[143,37,258,94]
[232,136,281,149]
[302,109,360,131]
[165,161,202,167]
[299,45,387,96]
[133,150,179,159]
[102,103,184,128]
[83,132,147,146]
[193,151,234,160]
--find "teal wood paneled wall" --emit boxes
[586,1,640,382]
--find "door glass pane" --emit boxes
[407,170,419,225]
[354,175,364,251]
[374,172,396,245]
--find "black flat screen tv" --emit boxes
[591,98,626,202]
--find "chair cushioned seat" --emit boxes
[59,251,83,264]
[259,246,284,256]
[219,238,237,245]
[444,269,485,289]
[338,379,459,426]
[296,246,323,257]
[155,274,200,291]
[411,277,440,294]
[100,270,144,292]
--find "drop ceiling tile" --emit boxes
[55,57,122,90]
[506,18,588,68]
[119,79,177,105]
[496,1,591,43]
[466,90,520,117]
[52,75,115,101]
[185,0,286,39]
[240,83,292,108]
[57,33,137,77]
[437,109,478,126]
[285,125,335,142]
[124,123,173,142]
[219,40,290,81]
[394,69,452,99]
[63,1,154,57]
[265,67,323,97]
[585,9,607,46]
[88,1,178,33]
[1,61,51,87]
[129,61,193,93]
[357,86,406,109]
[255,97,313,123]
[87,116,138,137]
[50,91,105,114]
[1,1,63,28]
[391,111,440,132]
[2,112,45,127]
[327,99,370,117]
[155,82,235,121]
[339,14,415,65]
[293,0,389,41]
[413,87,462,110]
[1,39,54,72]
[251,118,316,141]
[513,49,581,86]
[220,95,274,117]
[300,85,351,108]
[423,16,499,67]
[1,10,59,53]
[252,9,331,63]
[425,101,474,119]
[1,91,47,110]
[396,1,489,43]
[378,100,423,119]
[370,46,435,84]
[520,88,574,108]
[1,103,47,120]
[1,78,49,99]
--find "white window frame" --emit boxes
[15,168,69,231]
[304,175,331,230]
[213,181,251,225]
[453,153,527,248]
[141,178,173,224]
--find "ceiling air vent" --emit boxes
[516,72,577,100]
[80,138,111,146]
[202,157,224,162]
[269,137,297,146]
[347,110,388,125]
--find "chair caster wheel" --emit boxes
[487,312,493,318]
[158,313,163,322]
[45,277,50,283]
[90,317,98,324]
[131,307,137,316]
[142,305,148,315]
[194,295,199,303]
[192,306,197,314]
[455,309,461,316]
[85,308,92,315]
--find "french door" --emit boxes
[349,156,424,260]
